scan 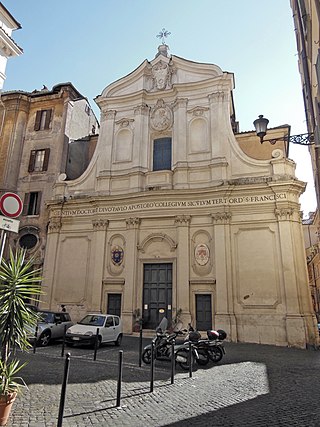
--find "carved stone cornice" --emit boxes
[208,91,227,103]
[134,104,150,115]
[47,220,61,233]
[275,208,294,221]
[137,232,177,253]
[92,219,109,231]
[173,98,188,110]
[174,215,191,225]
[211,212,232,224]
[187,106,209,116]
[115,118,134,127]
[126,217,141,229]
[105,110,117,120]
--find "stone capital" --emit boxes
[174,215,191,225]
[47,220,61,233]
[92,219,109,230]
[126,217,141,229]
[211,212,232,224]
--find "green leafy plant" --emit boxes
[0,360,27,397]
[0,247,43,397]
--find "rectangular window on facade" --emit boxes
[153,137,172,171]
[22,192,42,216]
[316,50,320,87]
[298,0,308,35]
[34,109,52,131]
[28,149,50,172]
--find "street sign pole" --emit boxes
[0,193,23,263]
[0,229,7,265]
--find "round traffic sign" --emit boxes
[0,192,23,218]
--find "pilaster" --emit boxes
[174,215,191,320]
[122,217,141,331]
[211,211,236,337]
[88,219,108,311]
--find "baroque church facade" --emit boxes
[43,44,318,347]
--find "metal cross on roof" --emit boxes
[156,28,171,45]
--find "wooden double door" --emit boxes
[143,263,172,330]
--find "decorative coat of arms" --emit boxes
[111,246,124,265]
[195,243,210,266]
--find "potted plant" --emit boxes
[0,247,42,426]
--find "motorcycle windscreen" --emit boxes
[156,317,168,333]
[172,321,183,333]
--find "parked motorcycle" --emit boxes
[186,324,226,363]
[141,317,184,364]
[141,318,209,370]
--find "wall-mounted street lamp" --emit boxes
[253,115,314,146]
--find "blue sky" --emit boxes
[5,0,316,215]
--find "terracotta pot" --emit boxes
[0,392,17,426]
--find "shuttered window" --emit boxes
[34,109,52,131]
[28,149,50,172]
[316,50,320,87]
[153,137,172,171]
[22,192,42,216]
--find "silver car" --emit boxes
[28,310,73,347]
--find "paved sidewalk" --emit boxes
[7,337,320,427]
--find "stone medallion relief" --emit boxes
[191,230,213,276]
[107,234,125,276]
[150,99,173,132]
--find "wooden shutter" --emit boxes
[35,191,42,215]
[22,193,30,216]
[44,109,52,129]
[34,111,42,131]
[42,148,50,171]
[28,150,36,172]
[316,50,320,87]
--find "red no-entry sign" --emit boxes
[0,192,23,218]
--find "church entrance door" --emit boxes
[143,263,172,330]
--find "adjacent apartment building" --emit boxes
[0,83,99,269]
[291,0,320,319]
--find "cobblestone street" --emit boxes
[7,337,320,426]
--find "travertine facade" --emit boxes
[43,46,318,347]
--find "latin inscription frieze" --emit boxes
[52,193,287,217]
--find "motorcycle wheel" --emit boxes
[207,346,223,363]
[142,348,152,364]
[196,349,210,366]
[175,348,194,370]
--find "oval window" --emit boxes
[19,233,38,250]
